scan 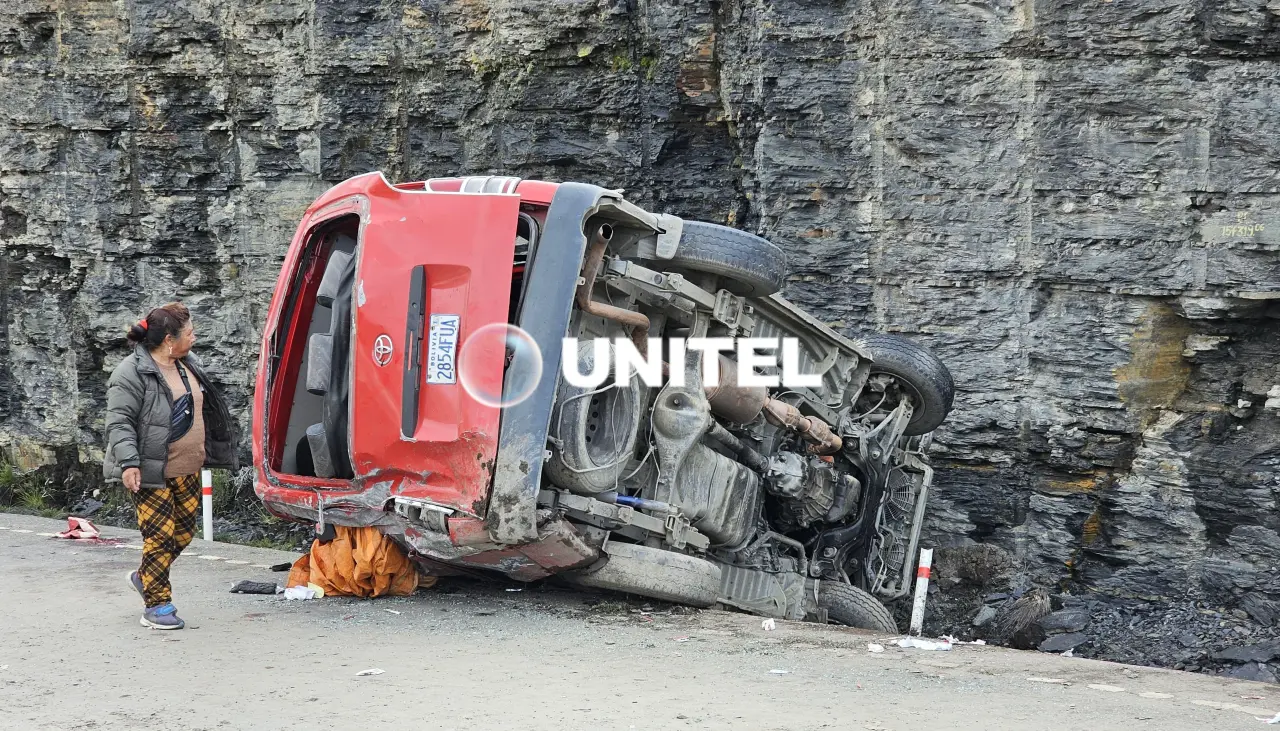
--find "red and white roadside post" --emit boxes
[201,469,214,542]
[908,548,933,636]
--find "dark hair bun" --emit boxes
[126,321,149,344]
[124,304,189,350]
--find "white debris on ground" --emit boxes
[867,644,885,653]
[897,637,953,651]
[761,618,776,631]
[282,586,319,600]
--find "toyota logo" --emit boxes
[372,335,394,367]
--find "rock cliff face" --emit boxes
[2,0,1278,670]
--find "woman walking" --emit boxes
[103,302,238,629]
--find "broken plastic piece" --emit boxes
[867,644,885,653]
[896,637,953,651]
[55,516,100,540]
[761,618,777,631]
[355,669,385,677]
[1264,712,1280,725]
[282,586,318,601]
[769,669,790,674]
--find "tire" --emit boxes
[666,221,787,297]
[819,581,898,633]
[564,542,723,607]
[858,333,954,436]
[544,341,645,495]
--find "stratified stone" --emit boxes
[0,2,1278,669]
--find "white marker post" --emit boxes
[908,547,934,636]
[201,469,214,542]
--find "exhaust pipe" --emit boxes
[704,356,768,424]
[576,224,651,357]
[661,356,840,454]
[762,398,843,454]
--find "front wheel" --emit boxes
[666,221,788,297]
[855,333,955,436]
[818,581,898,633]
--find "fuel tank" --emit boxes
[647,442,762,548]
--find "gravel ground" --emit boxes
[2,513,1278,731]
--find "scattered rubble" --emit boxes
[1038,633,1088,653]
[931,586,1280,684]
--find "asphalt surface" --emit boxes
[1,512,1277,731]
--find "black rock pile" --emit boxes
[933,585,1280,684]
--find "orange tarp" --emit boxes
[286,525,420,598]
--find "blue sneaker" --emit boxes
[127,570,145,602]
[140,603,185,630]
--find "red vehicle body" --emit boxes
[252,173,597,578]
[253,172,954,630]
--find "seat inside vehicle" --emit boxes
[278,229,356,478]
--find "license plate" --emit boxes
[425,314,460,384]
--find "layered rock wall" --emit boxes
[2,0,1278,649]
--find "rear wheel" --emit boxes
[818,581,898,633]
[855,333,954,436]
[666,221,788,297]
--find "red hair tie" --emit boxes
[138,319,148,331]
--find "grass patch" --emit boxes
[0,462,17,488]
[0,462,65,520]
[211,468,239,514]
[17,485,49,512]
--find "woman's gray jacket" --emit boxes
[102,346,238,488]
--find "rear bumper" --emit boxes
[485,182,613,544]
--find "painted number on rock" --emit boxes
[426,314,460,384]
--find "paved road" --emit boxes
[1,513,1276,730]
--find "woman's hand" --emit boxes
[122,468,141,493]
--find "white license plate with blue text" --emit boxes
[426,314,460,384]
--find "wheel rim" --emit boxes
[583,375,639,466]
[859,371,923,425]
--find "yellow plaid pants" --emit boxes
[130,474,202,608]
